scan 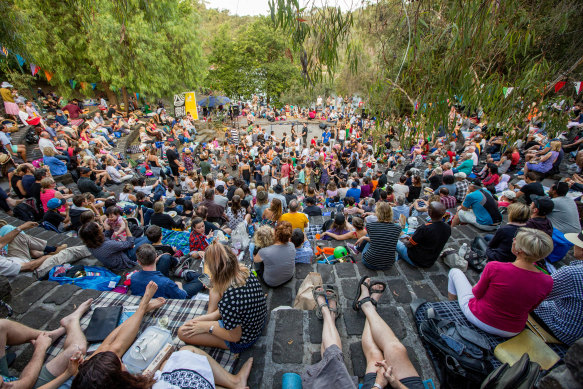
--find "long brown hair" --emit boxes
[205,242,250,295]
[72,351,155,389]
[78,221,105,249]
[268,198,282,222]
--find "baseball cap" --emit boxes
[79,167,91,174]
[502,190,516,200]
[334,213,346,225]
[532,197,554,216]
[47,198,63,210]
[454,172,467,179]
[165,198,176,207]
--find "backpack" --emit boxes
[13,201,40,222]
[418,306,493,389]
[480,353,540,389]
[24,127,39,145]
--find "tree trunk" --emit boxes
[121,86,129,113]
[102,81,118,106]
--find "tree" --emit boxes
[12,0,206,108]
[205,17,301,104]
[270,0,583,145]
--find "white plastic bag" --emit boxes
[231,222,250,251]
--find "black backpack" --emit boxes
[24,127,39,144]
[418,306,493,389]
[13,201,40,222]
[480,353,540,389]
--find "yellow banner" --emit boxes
[184,92,198,120]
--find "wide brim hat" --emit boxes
[565,231,583,249]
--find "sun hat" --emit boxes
[1,82,13,88]
[565,231,583,248]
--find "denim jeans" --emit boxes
[156,254,178,277]
[182,271,204,298]
[396,240,417,267]
[127,236,150,262]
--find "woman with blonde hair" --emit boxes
[448,228,554,337]
[178,242,267,353]
[40,177,72,212]
[42,147,68,176]
[524,141,561,176]
[357,201,401,270]
[486,202,530,262]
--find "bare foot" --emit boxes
[146,297,166,313]
[60,298,94,328]
[234,357,253,388]
[54,244,68,254]
[47,327,66,341]
[326,290,338,320]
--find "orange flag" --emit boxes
[44,70,53,82]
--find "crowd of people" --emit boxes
[0,85,582,388]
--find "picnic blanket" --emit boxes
[414,301,568,371]
[162,228,191,255]
[47,292,237,372]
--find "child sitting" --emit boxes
[130,244,203,299]
[291,228,313,264]
[104,206,127,241]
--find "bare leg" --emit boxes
[317,288,340,356]
[177,329,229,350]
[0,320,64,358]
[362,321,384,375]
[359,284,419,380]
[451,213,460,227]
[96,281,165,357]
[44,299,93,377]
[180,346,252,388]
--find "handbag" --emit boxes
[85,306,123,343]
[293,272,323,310]
[480,353,541,389]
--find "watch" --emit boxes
[373,384,383,389]
[15,227,22,233]
[209,325,214,335]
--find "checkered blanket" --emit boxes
[47,292,237,372]
[414,301,568,370]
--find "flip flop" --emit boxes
[312,286,328,320]
[352,275,371,311]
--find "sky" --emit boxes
[204,0,361,17]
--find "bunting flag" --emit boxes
[111,86,117,92]
[574,82,583,95]
[80,82,87,90]
[69,79,77,89]
[15,54,25,67]
[554,81,566,93]
[503,87,514,98]
[1,47,8,56]
[30,63,40,76]
[135,92,139,101]
[44,70,53,82]
[90,83,97,90]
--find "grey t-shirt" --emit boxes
[214,195,228,209]
[259,242,295,287]
[548,196,581,234]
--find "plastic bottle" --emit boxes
[458,243,468,259]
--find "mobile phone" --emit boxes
[198,274,212,288]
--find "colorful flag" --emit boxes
[91,83,97,90]
[80,82,87,90]
[69,79,77,89]
[554,81,566,93]
[15,54,25,67]
[574,82,583,95]
[44,70,53,82]
[503,87,514,98]
[1,47,8,56]
[135,92,139,101]
[30,64,40,76]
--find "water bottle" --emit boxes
[458,243,468,259]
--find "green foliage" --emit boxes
[204,16,301,103]
[10,0,205,99]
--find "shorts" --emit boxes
[10,145,18,153]
[301,345,357,389]
[217,320,258,354]
[170,165,179,177]
[34,364,75,389]
[362,373,425,389]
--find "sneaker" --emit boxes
[347,243,359,255]
[173,259,191,278]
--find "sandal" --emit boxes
[352,276,371,311]
[369,281,387,299]
[312,286,329,320]
[323,285,341,319]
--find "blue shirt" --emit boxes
[463,189,493,225]
[130,271,187,299]
[295,241,313,264]
[346,187,361,203]
[322,131,331,144]
[43,156,67,176]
